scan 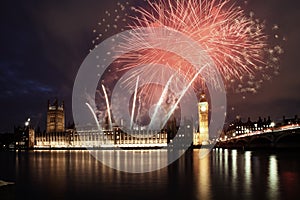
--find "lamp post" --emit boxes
[270,122,275,132]
[25,118,30,127]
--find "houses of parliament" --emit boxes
[30,93,210,149]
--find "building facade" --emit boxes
[194,91,209,146]
[224,116,275,138]
[35,99,170,148]
[35,99,196,148]
[35,127,169,148]
[46,99,65,133]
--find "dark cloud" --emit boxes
[0,62,53,96]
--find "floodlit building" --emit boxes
[35,100,169,148]
[224,116,275,138]
[36,99,71,147]
[46,99,65,133]
[194,91,209,146]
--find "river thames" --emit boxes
[0,148,300,200]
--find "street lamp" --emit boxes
[270,122,275,128]
[25,118,30,127]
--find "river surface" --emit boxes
[0,148,300,200]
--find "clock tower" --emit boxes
[193,91,209,146]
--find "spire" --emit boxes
[199,90,207,102]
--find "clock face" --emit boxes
[200,105,207,112]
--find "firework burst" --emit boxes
[115,0,283,93]
[90,0,284,129]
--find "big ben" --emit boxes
[194,91,209,146]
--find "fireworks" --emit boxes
[90,0,284,127]
[115,0,283,93]
[71,0,285,172]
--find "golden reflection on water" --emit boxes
[224,149,228,178]
[15,150,101,192]
[244,151,252,196]
[194,149,212,200]
[231,149,237,193]
[10,149,286,200]
[15,150,172,186]
[268,155,279,200]
[90,149,185,173]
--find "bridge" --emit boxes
[216,124,300,149]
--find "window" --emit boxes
[50,117,55,123]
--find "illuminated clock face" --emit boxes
[200,105,207,112]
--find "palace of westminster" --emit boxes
[11,90,287,149]
[12,92,209,149]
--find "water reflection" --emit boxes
[231,149,237,193]
[224,149,228,178]
[231,150,237,180]
[212,150,282,200]
[15,151,98,198]
[244,151,252,196]
[194,149,211,200]
[90,149,183,173]
[268,155,279,199]
[0,149,299,200]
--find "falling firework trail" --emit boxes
[130,76,139,129]
[85,102,106,143]
[85,102,102,131]
[148,74,174,131]
[102,84,112,131]
[161,64,208,128]
[136,94,142,126]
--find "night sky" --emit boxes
[0,0,299,132]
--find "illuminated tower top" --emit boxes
[198,91,209,145]
[46,99,65,133]
[199,92,207,103]
[199,91,208,114]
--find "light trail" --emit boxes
[130,76,139,129]
[102,84,113,131]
